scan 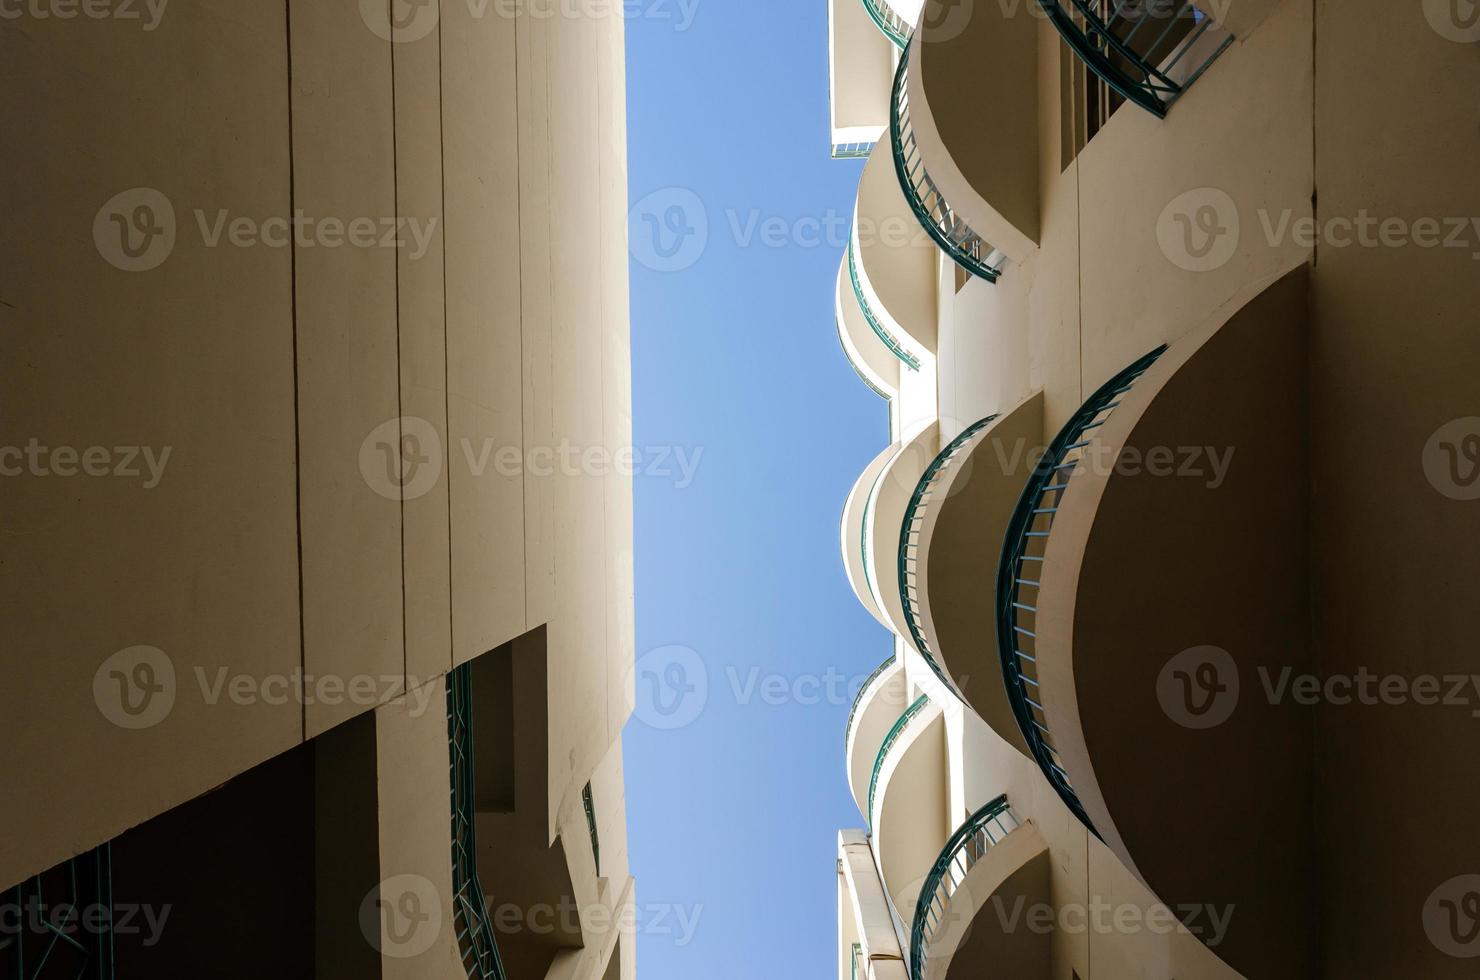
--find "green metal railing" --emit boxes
[2,846,115,979]
[867,695,931,827]
[891,44,1004,284]
[835,317,892,400]
[847,237,922,371]
[1039,0,1232,117]
[845,654,898,747]
[850,942,864,980]
[897,415,999,694]
[909,797,1019,980]
[860,0,912,48]
[448,664,509,980]
[860,464,888,612]
[996,347,1166,836]
[582,782,601,876]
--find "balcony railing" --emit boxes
[867,694,931,827]
[898,415,999,692]
[835,317,892,400]
[860,463,888,611]
[1038,0,1232,117]
[848,237,922,371]
[996,347,1166,834]
[891,44,1005,284]
[582,781,601,876]
[850,942,864,980]
[833,140,878,160]
[448,663,509,980]
[2,846,115,978]
[846,654,898,746]
[909,796,1020,980]
[860,0,912,48]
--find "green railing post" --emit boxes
[1038,0,1232,117]
[845,655,898,748]
[867,695,931,827]
[848,237,922,371]
[897,415,999,694]
[582,782,601,877]
[890,42,1004,284]
[908,797,1018,980]
[448,664,509,980]
[995,347,1166,837]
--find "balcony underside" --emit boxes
[874,704,948,919]
[847,658,911,816]
[1031,264,1317,980]
[845,442,903,628]
[837,252,903,399]
[908,395,1043,757]
[925,822,1052,980]
[855,139,939,358]
[868,424,942,642]
[907,0,1042,262]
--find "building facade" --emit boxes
[1,2,636,978]
[829,0,1480,977]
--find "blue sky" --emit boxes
[622,1,896,977]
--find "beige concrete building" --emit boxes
[1,2,636,978]
[830,0,1480,977]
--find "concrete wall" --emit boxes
[1,1,635,977]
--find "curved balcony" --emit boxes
[992,267,1318,980]
[890,48,1003,283]
[843,443,901,629]
[997,347,1167,834]
[851,138,939,367]
[848,237,921,370]
[869,695,948,922]
[898,415,998,694]
[867,694,931,827]
[845,655,909,817]
[448,663,509,980]
[836,252,902,400]
[1038,0,1233,118]
[897,397,1043,758]
[909,797,1051,980]
[893,0,1046,274]
[861,424,941,644]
